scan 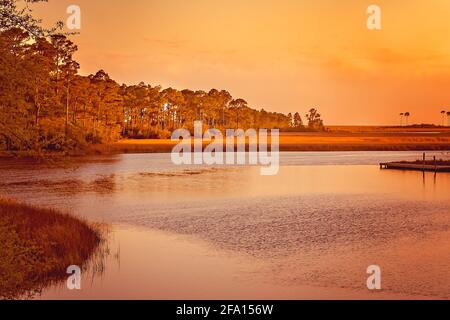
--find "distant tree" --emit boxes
[305,108,324,131]
[193,90,207,122]
[69,75,91,127]
[293,112,303,128]
[447,111,450,127]
[50,35,78,96]
[219,90,232,126]
[145,85,162,135]
[441,110,447,126]
[180,89,197,126]
[29,37,58,127]
[229,98,247,128]
[87,70,123,143]
[48,35,79,138]
[287,113,293,127]
[160,87,185,130]
[404,112,410,126]
[399,113,404,126]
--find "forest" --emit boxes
[0,0,324,153]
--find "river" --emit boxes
[0,151,449,299]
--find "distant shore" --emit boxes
[1,127,450,158]
[0,199,101,299]
[102,128,450,154]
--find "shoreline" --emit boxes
[0,199,101,299]
[106,129,450,153]
[2,130,450,158]
[106,135,450,154]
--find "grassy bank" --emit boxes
[0,199,101,299]
[3,129,450,157]
[103,132,450,154]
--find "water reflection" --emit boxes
[0,175,117,196]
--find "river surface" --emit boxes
[0,151,449,299]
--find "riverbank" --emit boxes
[105,131,450,153]
[2,128,450,158]
[0,199,101,299]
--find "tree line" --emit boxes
[0,0,324,153]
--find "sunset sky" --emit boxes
[35,0,450,125]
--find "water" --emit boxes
[1,151,449,299]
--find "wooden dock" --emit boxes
[380,153,450,172]
[380,162,450,172]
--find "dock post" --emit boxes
[423,153,426,171]
[434,156,437,172]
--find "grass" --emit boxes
[2,127,450,157]
[103,130,450,154]
[325,125,450,133]
[0,198,101,299]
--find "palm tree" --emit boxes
[441,110,447,126]
[404,112,410,126]
[399,113,404,126]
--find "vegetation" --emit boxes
[399,112,411,126]
[441,110,450,127]
[0,0,325,155]
[0,198,101,299]
[105,131,450,153]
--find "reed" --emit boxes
[0,198,101,299]
[104,133,450,154]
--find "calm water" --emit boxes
[0,151,449,299]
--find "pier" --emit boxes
[380,153,450,172]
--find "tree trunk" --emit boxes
[65,79,70,141]
[34,81,40,127]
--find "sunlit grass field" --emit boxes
[105,127,450,153]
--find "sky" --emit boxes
[34,0,450,125]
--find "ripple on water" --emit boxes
[117,194,450,298]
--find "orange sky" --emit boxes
[35,0,450,125]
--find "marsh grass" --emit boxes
[105,133,450,154]
[0,198,102,299]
